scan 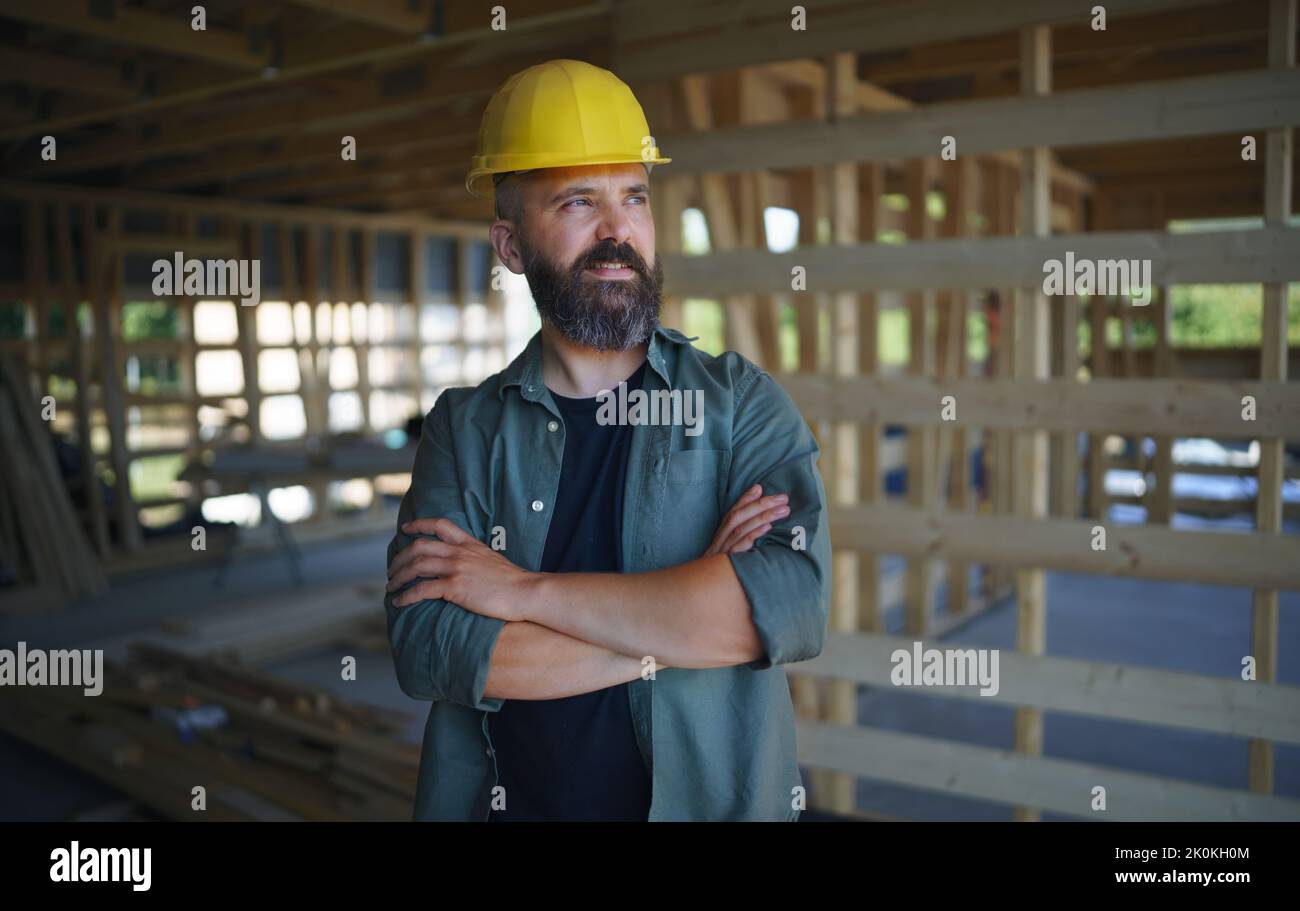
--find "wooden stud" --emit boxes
[1012,22,1052,823]
[1249,0,1296,797]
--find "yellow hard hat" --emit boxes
[466,59,670,200]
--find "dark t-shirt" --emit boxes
[486,361,652,821]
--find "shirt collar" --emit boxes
[496,325,698,402]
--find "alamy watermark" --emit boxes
[596,382,704,436]
[0,642,103,696]
[50,842,150,891]
[151,251,261,307]
[891,641,1000,697]
[1043,251,1152,306]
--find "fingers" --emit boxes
[400,517,471,545]
[717,493,788,548]
[726,503,789,549]
[393,578,447,608]
[387,551,456,591]
[727,522,772,554]
[387,536,454,580]
[732,484,763,510]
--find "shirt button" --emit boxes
[547,420,559,432]
[525,384,534,393]
[531,500,544,512]
[485,747,493,757]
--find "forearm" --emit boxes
[525,553,764,670]
[483,619,653,701]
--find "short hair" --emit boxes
[493,172,525,225]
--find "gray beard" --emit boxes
[522,242,663,351]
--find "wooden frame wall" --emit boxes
[0,181,504,568]
[647,12,1299,820]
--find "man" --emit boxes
[384,59,831,821]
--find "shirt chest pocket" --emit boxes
[667,448,727,486]
[657,449,730,564]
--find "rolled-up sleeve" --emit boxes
[385,391,506,711]
[725,371,832,670]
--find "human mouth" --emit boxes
[585,260,636,279]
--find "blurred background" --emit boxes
[0,0,1298,821]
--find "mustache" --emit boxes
[577,242,649,277]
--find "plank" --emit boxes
[797,720,1300,821]
[777,375,1300,438]
[662,226,1300,296]
[830,504,1300,589]
[801,631,1300,745]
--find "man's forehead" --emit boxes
[527,163,650,197]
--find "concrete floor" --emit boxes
[1,510,1296,821]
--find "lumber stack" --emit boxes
[0,644,419,821]
[0,347,106,602]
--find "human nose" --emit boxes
[593,199,633,246]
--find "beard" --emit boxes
[522,235,663,351]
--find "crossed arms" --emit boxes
[383,374,830,709]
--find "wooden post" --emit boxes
[24,201,47,396]
[988,160,1018,595]
[858,162,885,633]
[654,176,688,331]
[822,51,860,816]
[743,171,783,369]
[409,228,428,413]
[1250,0,1295,796]
[171,209,203,528]
[1088,294,1110,520]
[301,223,329,520]
[1150,287,1175,525]
[96,205,141,551]
[454,237,473,387]
[235,219,262,447]
[1052,188,1081,521]
[903,157,937,638]
[58,202,110,558]
[1012,23,1053,823]
[358,228,376,435]
[944,157,978,616]
[782,67,827,801]
[679,73,764,364]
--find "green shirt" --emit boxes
[385,325,832,821]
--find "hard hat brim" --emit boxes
[466,155,672,200]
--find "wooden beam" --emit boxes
[778,374,1300,438]
[1249,0,1296,799]
[658,68,1300,177]
[57,203,109,558]
[822,51,860,817]
[1012,22,1052,823]
[0,0,269,70]
[805,631,1300,745]
[829,505,1300,590]
[614,0,1231,81]
[1,46,138,102]
[0,179,489,238]
[283,0,430,33]
[9,47,573,176]
[93,205,141,551]
[797,720,1300,821]
[0,2,609,143]
[225,139,478,200]
[903,159,938,642]
[662,225,1300,295]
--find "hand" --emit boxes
[704,484,789,556]
[387,518,535,622]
